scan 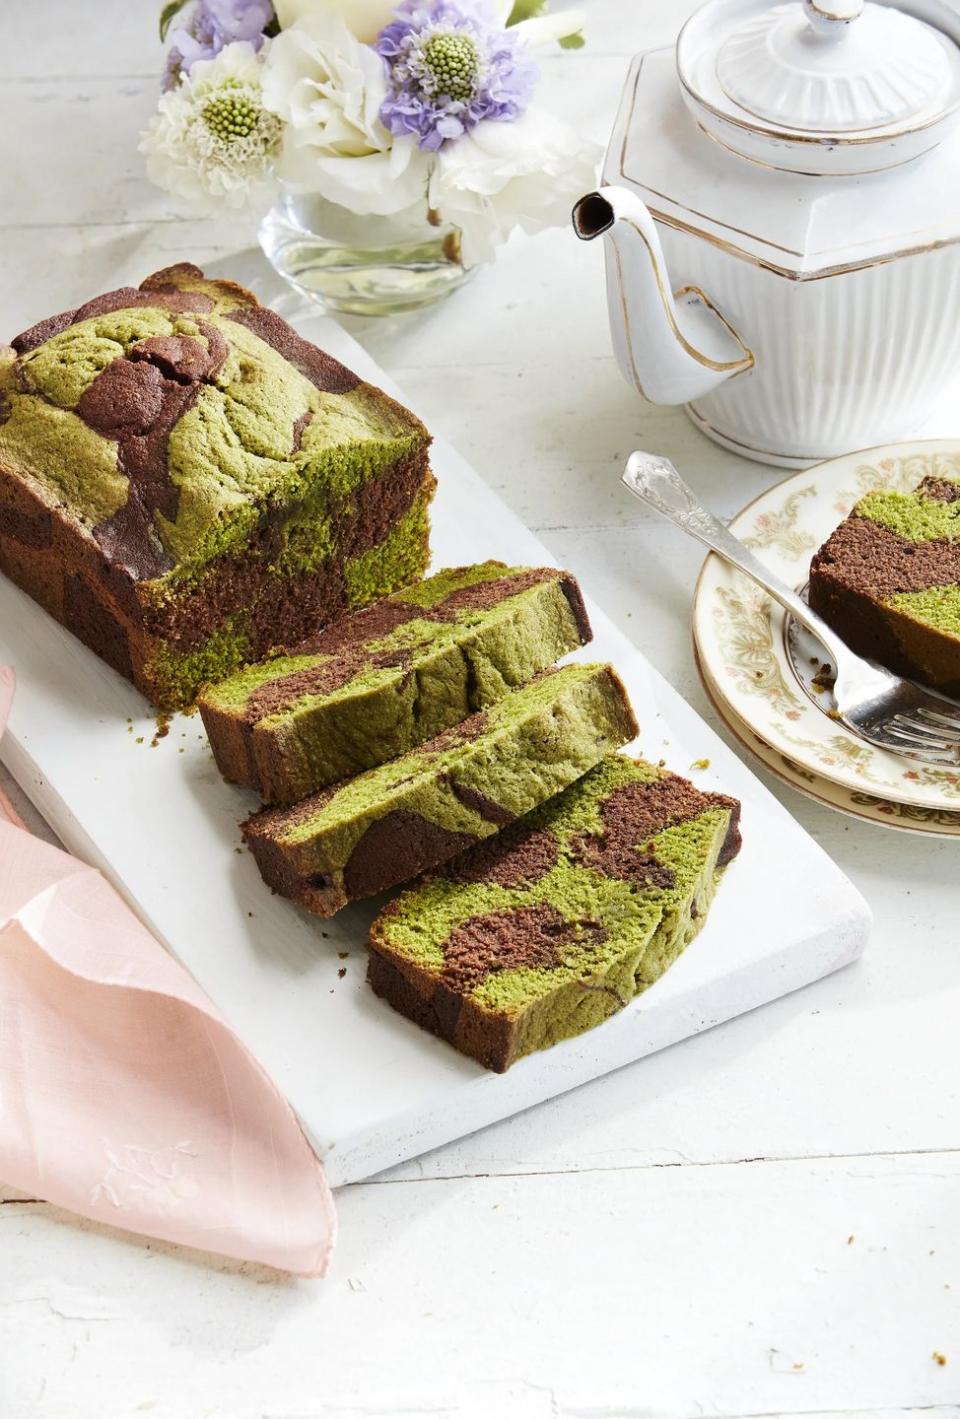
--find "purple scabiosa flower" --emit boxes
[165,0,274,89]
[375,1,538,151]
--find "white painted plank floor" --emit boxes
[1,1,959,1415]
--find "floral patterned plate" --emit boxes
[692,439,960,816]
[696,645,960,838]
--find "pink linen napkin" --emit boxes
[0,667,336,1275]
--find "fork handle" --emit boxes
[622,451,850,666]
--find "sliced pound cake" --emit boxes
[368,754,741,1072]
[809,469,960,695]
[242,663,637,917]
[199,561,591,804]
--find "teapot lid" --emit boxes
[678,0,960,172]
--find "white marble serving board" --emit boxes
[0,313,871,1187]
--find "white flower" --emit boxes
[261,14,429,215]
[272,0,397,43]
[491,1,586,49]
[140,42,281,212]
[428,105,600,264]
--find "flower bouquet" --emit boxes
[143,0,599,313]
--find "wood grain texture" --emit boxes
[1,1,958,1415]
[2,1155,959,1418]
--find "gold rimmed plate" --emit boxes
[696,644,960,838]
[692,439,960,819]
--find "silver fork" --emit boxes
[622,451,960,767]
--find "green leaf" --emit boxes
[559,29,586,48]
[159,0,191,44]
[506,0,548,24]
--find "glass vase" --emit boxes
[259,190,475,317]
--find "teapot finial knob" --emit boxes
[803,0,865,36]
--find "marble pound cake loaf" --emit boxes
[368,754,742,1072]
[0,264,433,710]
[199,561,591,805]
[242,663,638,917]
[809,470,960,695]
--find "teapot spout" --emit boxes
[573,187,753,406]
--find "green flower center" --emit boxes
[424,33,480,102]
[202,93,260,143]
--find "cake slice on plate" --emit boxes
[809,469,960,695]
[0,264,433,709]
[242,663,637,917]
[199,561,591,805]
[367,754,742,1072]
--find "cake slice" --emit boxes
[809,470,960,695]
[0,264,433,710]
[242,663,637,917]
[199,561,591,804]
[368,754,742,1071]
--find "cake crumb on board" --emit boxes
[151,713,171,748]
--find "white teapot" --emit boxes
[574,0,960,468]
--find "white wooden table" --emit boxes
[1,3,958,1415]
